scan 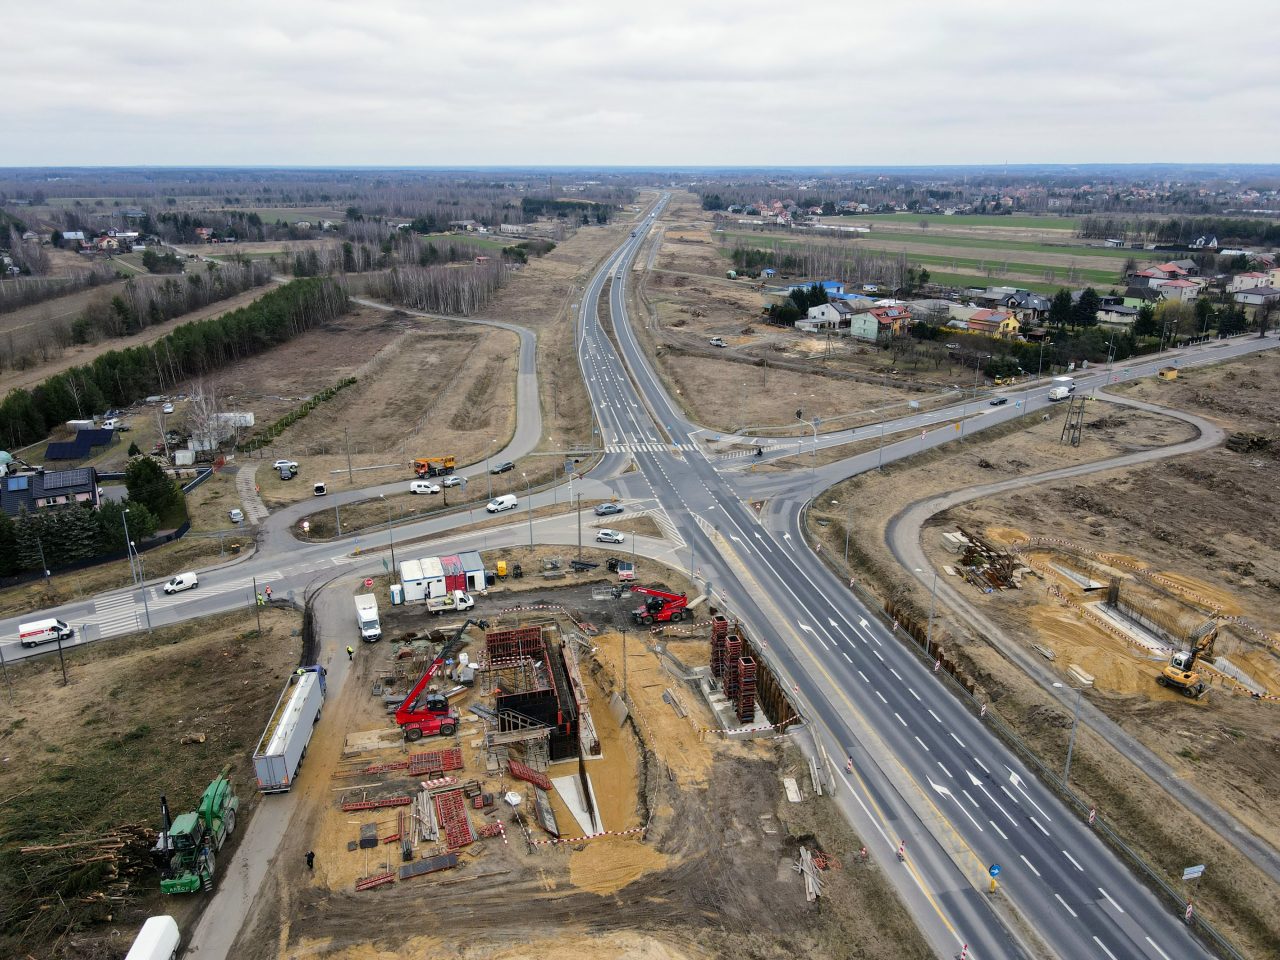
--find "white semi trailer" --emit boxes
[253,666,326,793]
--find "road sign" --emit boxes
[1183,864,1206,881]
[1185,901,1194,922]
[813,416,821,429]
[364,578,374,588]
[989,864,1001,878]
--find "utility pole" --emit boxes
[380,495,396,572]
[0,642,12,704]
[55,628,68,686]
[121,507,138,585]
[136,545,153,634]
[522,473,533,547]
[621,627,628,702]
[252,575,262,635]
[344,427,353,484]
[576,494,583,560]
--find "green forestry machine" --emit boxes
[154,764,240,894]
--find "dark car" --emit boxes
[489,460,515,474]
[989,397,1009,406]
[594,502,624,516]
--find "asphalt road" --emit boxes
[9,206,1277,959]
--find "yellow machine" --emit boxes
[1156,620,1217,699]
[413,456,456,478]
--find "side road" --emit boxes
[885,389,1280,884]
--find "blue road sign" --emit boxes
[989,864,1001,878]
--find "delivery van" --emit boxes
[18,618,74,648]
[125,915,180,960]
[486,494,518,513]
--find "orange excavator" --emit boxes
[630,586,689,625]
[395,619,479,741]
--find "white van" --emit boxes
[486,494,518,513]
[125,915,180,960]
[163,572,198,594]
[18,618,74,648]
[313,482,327,496]
[409,480,441,495]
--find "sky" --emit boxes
[5,0,1279,166]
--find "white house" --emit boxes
[1154,278,1200,304]
[799,299,854,332]
[1234,286,1280,307]
[1228,272,1271,293]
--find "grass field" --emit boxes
[836,212,1080,229]
[864,229,1145,260]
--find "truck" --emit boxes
[17,617,74,648]
[1048,386,1071,401]
[425,589,475,615]
[413,455,456,477]
[154,766,239,894]
[1053,375,1075,393]
[355,593,381,641]
[252,666,327,793]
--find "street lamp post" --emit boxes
[487,441,496,500]
[522,473,533,547]
[121,507,138,586]
[1023,339,1051,409]
[134,543,153,634]
[379,495,396,573]
[1053,681,1084,786]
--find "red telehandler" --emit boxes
[630,586,689,625]
[395,619,481,741]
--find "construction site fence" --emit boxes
[798,506,1246,960]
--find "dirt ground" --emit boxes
[805,360,1280,957]
[632,193,999,435]
[235,580,931,960]
[0,607,302,959]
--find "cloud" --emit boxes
[4,0,1278,164]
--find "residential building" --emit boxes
[1,467,102,518]
[1190,235,1218,249]
[800,299,855,332]
[1228,271,1271,293]
[867,304,913,338]
[1233,286,1280,307]
[1169,259,1199,275]
[963,309,1020,338]
[1098,304,1139,328]
[1155,278,1200,303]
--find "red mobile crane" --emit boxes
[395,619,478,741]
[630,586,689,625]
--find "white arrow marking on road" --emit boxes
[859,617,868,629]
[929,778,983,831]
[797,622,828,649]
[1008,769,1052,820]
[968,770,1017,826]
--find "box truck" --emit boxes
[124,915,180,960]
[354,594,381,641]
[253,666,326,793]
[1048,386,1071,401]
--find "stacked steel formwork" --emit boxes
[710,615,729,679]
[736,656,757,723]
[723,634,743,700]
[484,624,580,762]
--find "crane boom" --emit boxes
[395,619,477,728]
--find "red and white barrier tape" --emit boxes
[531,826,646,846]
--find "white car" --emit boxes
[162,402,175,414]
[410,480,441,495]
[595,529,626,544]
[163,571,198,594]
[274,459,299,471]
[441,476,463,487]
[229,508,245,523]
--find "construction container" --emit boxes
[419,556,447,598]
[459,550,486,592]
[440,554,467,593]
[399,559,427,602]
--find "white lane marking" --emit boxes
[1055,893,1078,918]
[1092,936,1118,960]
[927,708,942,723]
[889,667,902,681]
[990,820,1009,840]
[1145,936,1173,960]
[1001,784,1018,804]
[968,771,1018,827]
[1029,816,1050,837]
[1098,888,1125,914]
[872,649,884,662]
[928,778,983,832]
[1062,850,1084,872]
[962,789,979,807]
[908,687,921,701]
[973,756,990,774]
[914,735,930,752]
[949,732,965,747]
[841,651,852,664]
[858,670,869,683]
[1019,854,1040,877]
[1008,769,1052,820]
[936,761,952,778]
[875,690,887,704]
[894,712,907,727]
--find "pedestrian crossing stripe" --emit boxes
[713,445,787,462]
[604,443,697,454]
[148,571,283,605]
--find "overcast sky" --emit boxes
[5,0,1279,166]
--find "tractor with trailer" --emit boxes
[395,619,482,741]
[413,456,456,478]
[630,585,689,625]
[1156,620,1218,699]
[154,765,239,894]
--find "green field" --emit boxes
[920,272,1062,295]
[214,206,347,223]
[863,229,1144,260]
[837,212,1080,230]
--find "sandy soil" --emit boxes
[805,357,1280,956]
[236,585,932,960]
